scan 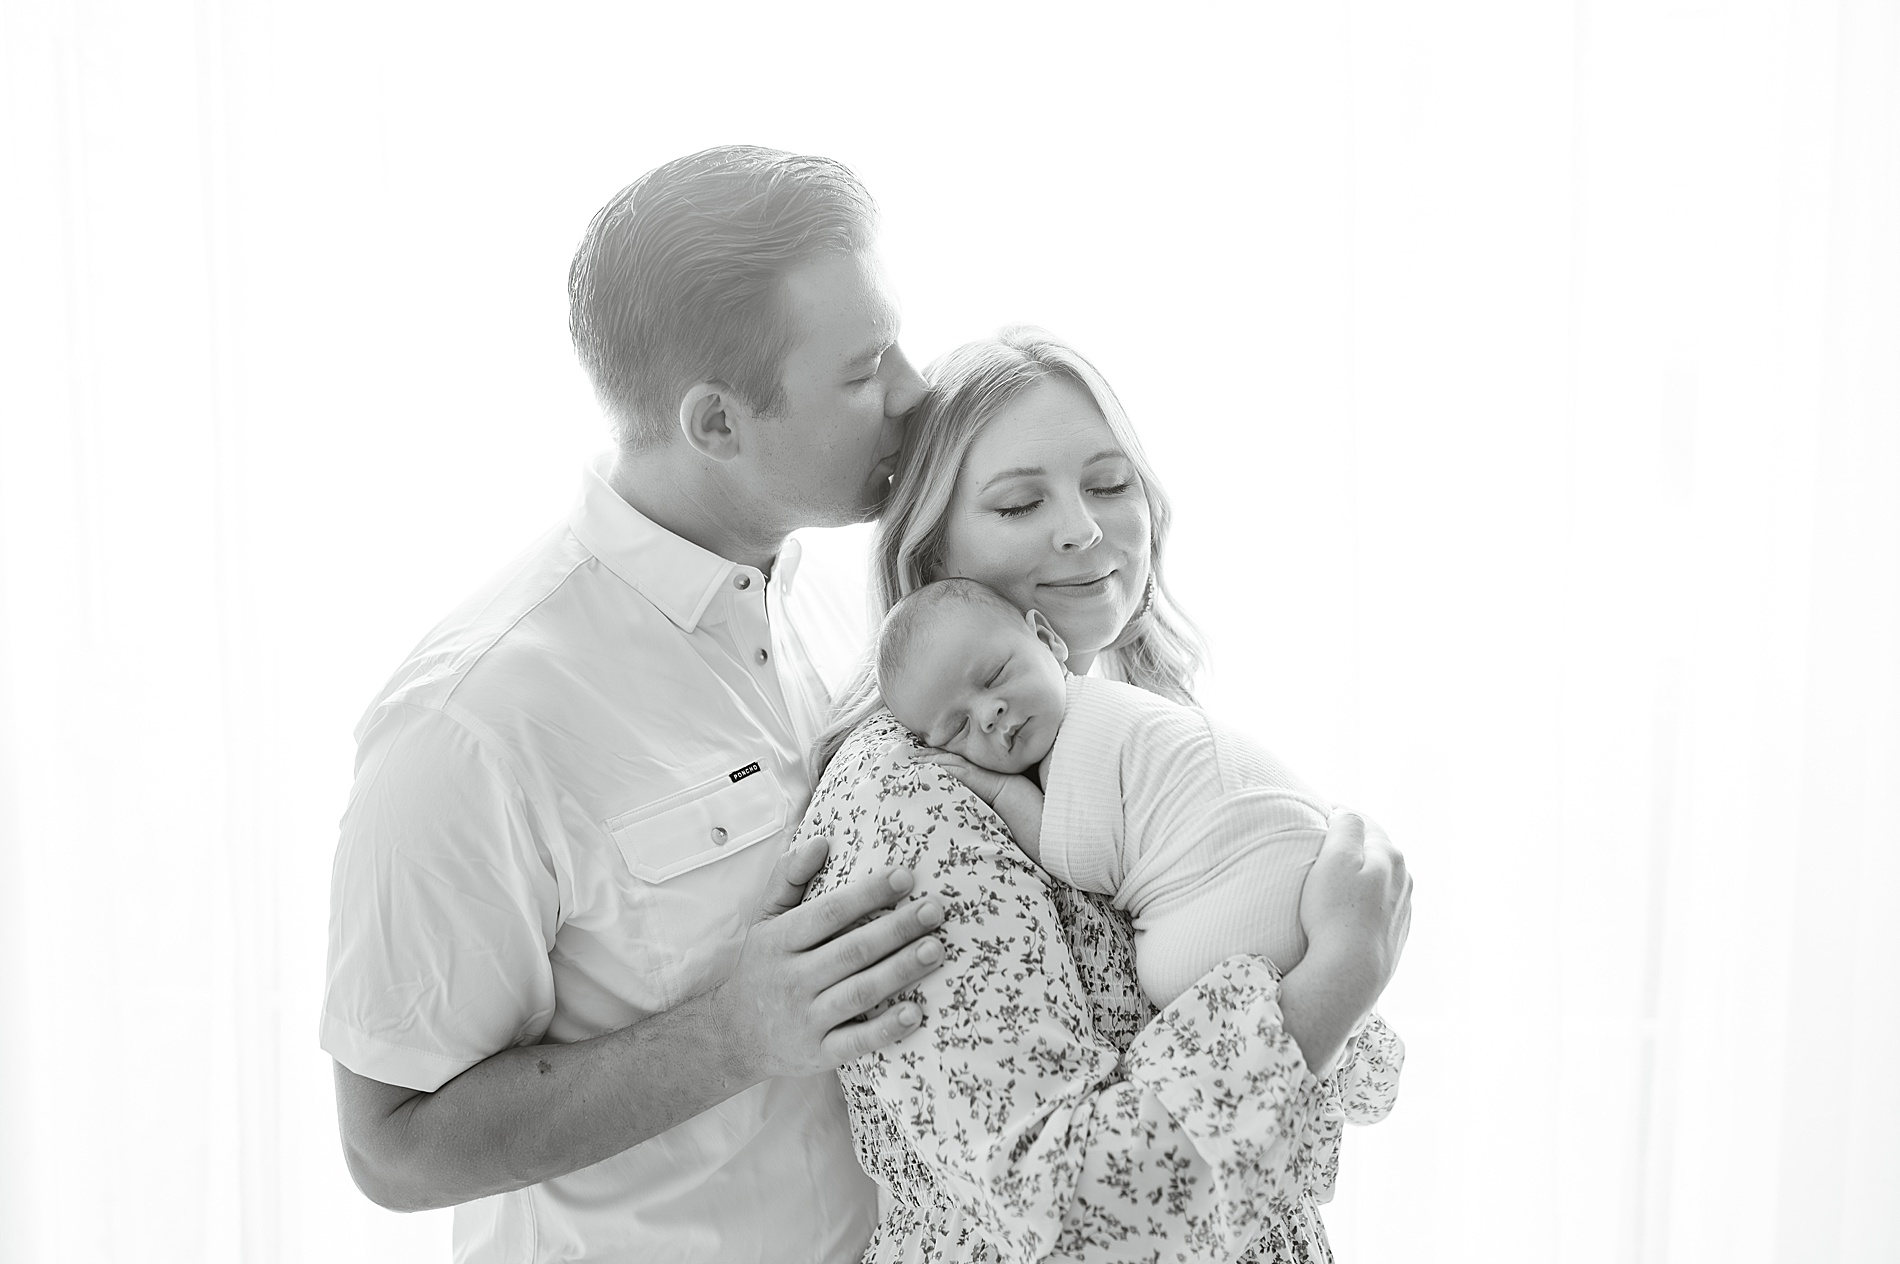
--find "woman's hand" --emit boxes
[1279,810,1412,1077]
[1300,809,1412,987]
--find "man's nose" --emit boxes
[884,346,927,419]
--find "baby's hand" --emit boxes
[916,749,1047,865]
[915,750,1013,806]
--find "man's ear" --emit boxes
[1025,609,1068,662]
[677,383,744,462]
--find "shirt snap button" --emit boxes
[755,648,769,664]
[733,574,750,590]
[711,826,729,846]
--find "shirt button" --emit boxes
[711,826,729,846]
[755,648,769,664]
[733,573,750,590]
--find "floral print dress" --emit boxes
[800,713,1404,1264]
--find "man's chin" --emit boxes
[855,478,895,521]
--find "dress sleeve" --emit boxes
[803,717,1335,1264]
[1331,1012,1405,1127]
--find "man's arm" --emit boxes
[334,835,944,1212]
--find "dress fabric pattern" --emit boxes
[800,713,1403,1264]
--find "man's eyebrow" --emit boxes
[977,449,1126,491]
[845,316,901,368]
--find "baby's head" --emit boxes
[878,579,1071,774]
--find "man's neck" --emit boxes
[608,446,786,574]
[606,447,786,575]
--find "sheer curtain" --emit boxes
[1,2,1893,1261]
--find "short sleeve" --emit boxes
[320,702,561,1092]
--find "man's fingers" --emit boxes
[775,865,916,950]
[757,835,832,920]
[819,1000,924,1067]
[811,912,945,1026]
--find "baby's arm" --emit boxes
[915,752,1045,863]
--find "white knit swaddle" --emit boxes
[1038,676,1330,1008]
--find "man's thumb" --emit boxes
[758,834,830,920]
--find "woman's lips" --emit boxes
[1037,570,1115,597]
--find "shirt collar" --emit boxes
[568,455,801,632]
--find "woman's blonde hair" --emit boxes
[812,326,1205,775]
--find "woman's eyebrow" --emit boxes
[977,465,1044,490]
[976,449,1126,491]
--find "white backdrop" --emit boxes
[3,2,1896,1261]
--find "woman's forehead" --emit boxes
[964,379,1120,474]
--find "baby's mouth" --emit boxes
[1004,720,1026,752]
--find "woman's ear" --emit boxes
[677,383,743,462]
[1025,609,1068,662]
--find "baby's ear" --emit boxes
[1024,609,1068,661]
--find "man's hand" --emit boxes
[709,834,946,1080]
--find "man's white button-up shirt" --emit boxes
[322,455,876,1262]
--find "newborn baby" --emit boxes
[877,578,1336,1008]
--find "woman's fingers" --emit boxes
[1302,809,1410,957]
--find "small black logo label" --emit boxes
[729,762,761,783]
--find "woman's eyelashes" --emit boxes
[990,483,1134,520]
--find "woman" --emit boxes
[801,327,1410,1263]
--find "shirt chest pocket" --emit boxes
[606,767,789,884]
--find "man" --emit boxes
[323,146,941,1261]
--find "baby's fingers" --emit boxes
[916,751,973,777]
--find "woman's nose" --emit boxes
[1053,499,1104,552]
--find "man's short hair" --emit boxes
[876,578,1024,696]
[567,145,878,447]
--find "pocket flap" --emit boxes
[606,767,788,883]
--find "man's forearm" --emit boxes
[339,987,751,1212]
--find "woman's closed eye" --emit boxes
[993,483,1131,518]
